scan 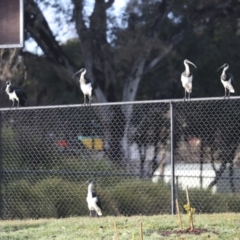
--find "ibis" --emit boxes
[181,59,197,100]
[72,68,93,106]
[5,81,27,108]
[217,63,235,98]
[86,180,102,217]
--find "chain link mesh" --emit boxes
[1,99,240,219]
[174,99,240,213]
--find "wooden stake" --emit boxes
[132,232,135,240]
[176,198,183,229]
[185,186,194,231]
[186,186,190,205]
[114,220,119,240]
[139,222,143,240]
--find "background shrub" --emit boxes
[3,177,240,219]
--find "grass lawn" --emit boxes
[0,213,239,239]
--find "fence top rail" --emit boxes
[1,96,240,111]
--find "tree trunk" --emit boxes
[23,0,186,168]
[208,161,227,189]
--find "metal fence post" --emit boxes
[0,112,3,219]
[93,172,97,184]
[170,101,176,215]
[3,176,8,219]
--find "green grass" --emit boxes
[0,213,240,239]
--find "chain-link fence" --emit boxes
[1,97,240,219]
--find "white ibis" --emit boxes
[217,63,235,98]
[181,59,197,100]
[5,81,27,108]
[86,180,102,217]
[72,68,93,106]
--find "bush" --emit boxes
[3,177,240,219]
[109,180,172,216]
[4,178,88,219]
[6,180,57,219]
[177,188,227,213]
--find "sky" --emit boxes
[24,0,128,54]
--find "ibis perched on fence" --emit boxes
[72,68,93,106]
[5,81,27,108]
[217,63,235,98]
[86,180,102,217]
[181,59,197,100]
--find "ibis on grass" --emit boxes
[86,180,102,217]
[217,63,235,98]
[72,68,93,106]
[181,59,197,100]
[5,81,27,108]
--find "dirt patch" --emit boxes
[160,227,217,236]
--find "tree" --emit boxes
[19,0,240,167]
[0,49,26,107]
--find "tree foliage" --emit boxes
[2,0,240,169]
[14,0,240,105]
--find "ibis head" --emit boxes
[72,68,86,78]
[217,63,229,72]
[86,180,93,185]
[184,59,197,69]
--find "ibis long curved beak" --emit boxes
[217,65,225,72]
[186,60,197,69]
[85,180,92,185]
[72,70,82,78]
